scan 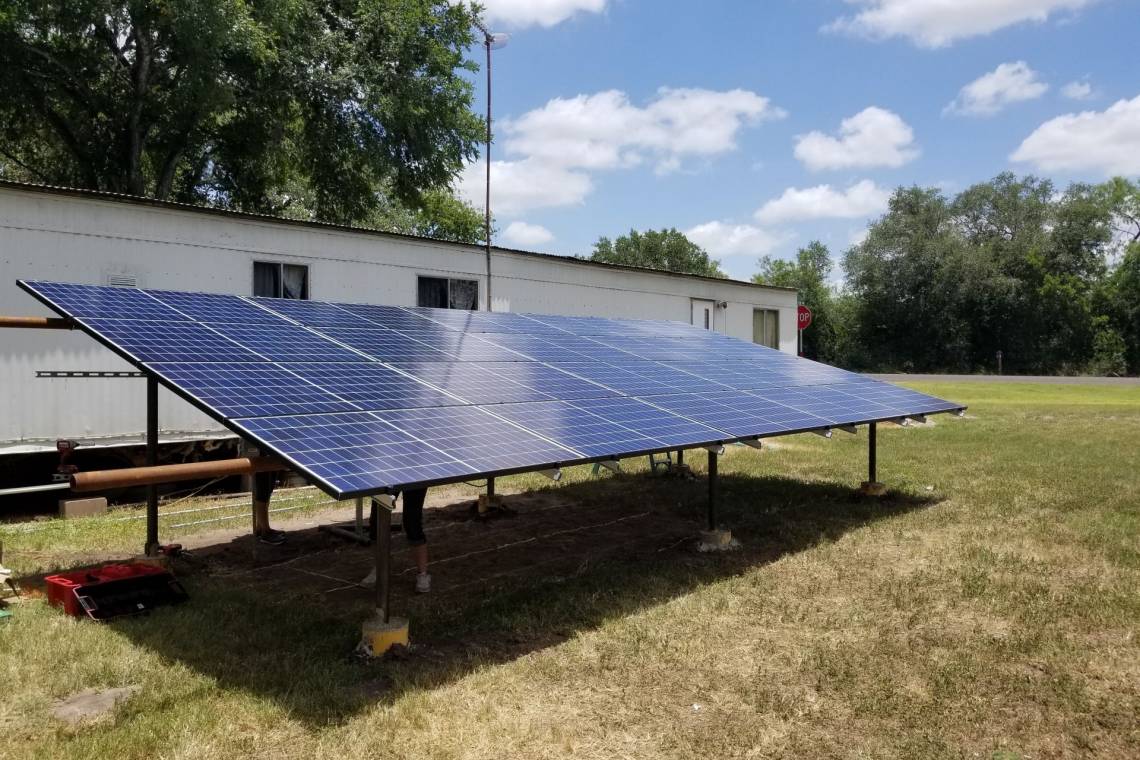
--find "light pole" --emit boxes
[472,18,508,311]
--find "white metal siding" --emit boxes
[0,187,798,450]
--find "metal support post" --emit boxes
[487,476,495,499]
[676,449,684,468]
[707,448,718,531]
[868,421,877,484]
[373,497,392,623]
[145,375,159,556]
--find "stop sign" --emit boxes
[797,304,813,331]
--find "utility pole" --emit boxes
[472,18,507,312]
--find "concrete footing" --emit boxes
[360,612,409,657]
[697,529,740,553]
[59,497,107,519]
[477,494,505,514]
[859,481,888,497]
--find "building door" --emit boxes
[691,299,716,331]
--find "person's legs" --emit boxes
[362,489,429,591]
[402,489,430,592]
[252,471,284,544]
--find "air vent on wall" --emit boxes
[106,274,137,287]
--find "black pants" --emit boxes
[252,471,276,503]
[371,489,426,546]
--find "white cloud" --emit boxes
[794,107,918,171]
[477,0,606,28]
[755,180,891,224]
[685,221,791,257]
[501,221,554,248]
[825,0,1098,48]
[1061,80,1094,100]
[504,88,785,175]
[457,158,592,215]
[849,227,871,247]
[462,87,784,214]
[1011,94,1140,175]
[945,62,1049,117]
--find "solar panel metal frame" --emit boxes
[18,280,967,499]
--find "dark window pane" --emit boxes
[449,279,478,310]
[417,277,449,308]
[282,264,309,300]
[254,262,280,298]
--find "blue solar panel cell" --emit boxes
[25,281,188,321]
[79,319,264,363]
[319,328,456,362]
[485,400,667,458]
[751,385,896,426]
[373,406,579,477]
[474,333,640,363]
[277,363,464,410]
[146,362,358,417]
[232,412,475,495]
[403,308,568,334]
[643,391,834,437]
[250,298,365,328]
[148,290,284,324]
[332,303,454,332]
[567,396,728,448]
[390,362,558,404]
[392,331,526,362]
[206,322,365,362]
[470,362,617,400]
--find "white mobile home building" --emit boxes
[0,181,797,456]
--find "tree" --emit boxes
[0,0,484,226]
[590,229,726,277]
[754,241,836,360]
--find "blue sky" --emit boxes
[457,0,1140,281]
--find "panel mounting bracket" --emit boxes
[539,468,562,482]
[704,445,725,455]
[837,424,858,435]
[598,460,621,474]
[907,415,928,425]
[812,429,833,439]
[741,439,763,450]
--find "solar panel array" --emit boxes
[19,280,964,498]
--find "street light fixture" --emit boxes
[472,18,508,311]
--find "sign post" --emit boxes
[797,305,812,356]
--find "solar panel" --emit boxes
[147,362,358,417]
[80,319,263,363]
[18,279,966,499]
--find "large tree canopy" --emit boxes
[754,241,841,360]
[834,173,1136,375]
[590,228,726,278]
[0,0,485,230]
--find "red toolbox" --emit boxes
[44,563,188,620]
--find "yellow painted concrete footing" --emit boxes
[859,481,888,497]
[697,529,741,553]
[477,494,505,514]
[360,613,409,657]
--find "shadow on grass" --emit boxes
[102,472,940,726]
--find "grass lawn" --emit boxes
[0,381,1137,759]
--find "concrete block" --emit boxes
[859,481,888,497]
[697,529,741,552]
[359,613,410,657]
[58,497,108,519]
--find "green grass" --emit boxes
[1,381,1138,759]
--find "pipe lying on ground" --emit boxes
[0,316,72,330]
[71,457,285,493]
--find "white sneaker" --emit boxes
[415,573,431,594]
[360,567,376,587]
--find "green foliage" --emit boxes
[833,173,1140,375]
[0,0,484,227]
[754,241,838,360]
[366,187,488,244]
[591,228,726,278]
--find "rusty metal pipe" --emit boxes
[0,316,72,329]
[71,457,285,493]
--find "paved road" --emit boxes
[869,373,1140,386]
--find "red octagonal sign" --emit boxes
[797,304,813,331]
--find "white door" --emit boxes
[691,299,716,331]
